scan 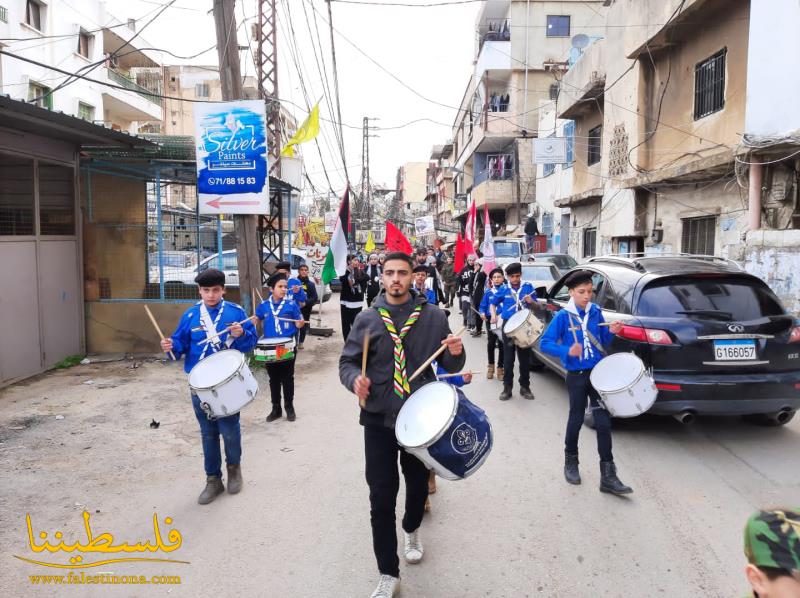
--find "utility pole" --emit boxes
[360,116,371,231]
[213,0,259,314]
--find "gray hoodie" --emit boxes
[339,289,466,429]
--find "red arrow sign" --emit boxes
[206,197,262,209]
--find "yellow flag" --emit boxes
[281,103,320,158]
[364,231,376,253]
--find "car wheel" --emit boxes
[583,410,596,429]
[529,350,546,370]
[743,411,796,427]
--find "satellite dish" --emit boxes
[571,34,590,49]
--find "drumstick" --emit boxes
[359,334,370,409]
[197,315,259,345]
[567,314,580,345]
[143,305,175,360]
[275,316,311,323]
[568,321,626,330]
[408,326,467,383]
[435,370,477,380]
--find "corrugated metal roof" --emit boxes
[0,94,156,148]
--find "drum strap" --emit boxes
[199,301,229,360]
[567,312,607,358]
[377,305,423,399]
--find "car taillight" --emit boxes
[618,324,672,345]
[789,326,800,343]
[656,383,681,391]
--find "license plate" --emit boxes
[713,340,756,361]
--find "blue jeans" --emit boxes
[191,394,242,478]
[565,371,612,462]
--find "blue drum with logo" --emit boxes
[395,381,493,480]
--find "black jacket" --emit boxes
[457,267,476,298]
[298,275,318,306]
[339,290,466,429]
[365,264,382,293]
[472,270,487,307]
[339,268,368,303]
[524,217,539,236]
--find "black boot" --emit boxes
[499,385,512,401]
[266,405,282,423]
[519,386,535,400]
[285,403,296,422]
[599,461,633,495]
[564,452,581,485]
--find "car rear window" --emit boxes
[540,255,576,269]
[494,241,521,257]
[636,277,785,320]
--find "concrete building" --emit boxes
[425,143,458,241]
[547,0,800,313]
[449,0,608,234]
[0,0,164,134]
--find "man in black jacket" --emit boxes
[524,214,539,253]
[339,255,368,341]
[340,252,465,598]
[296,264,318,349]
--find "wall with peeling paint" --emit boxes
[744,230,800,316]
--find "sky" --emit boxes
[104,0,482,202]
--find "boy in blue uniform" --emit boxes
[275,260,307,310]
[539,269,632,495]
[413,264,438,305]
[490,262,536,401]
[160,268,258,505]
[256,272,305,423]
[479,267,506,380]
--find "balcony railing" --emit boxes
[107,68,163,107]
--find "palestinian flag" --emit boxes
[322,187,351,285]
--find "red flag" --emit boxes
[385,221,413,254]
[464,199,477,245]
[454,232,465,272]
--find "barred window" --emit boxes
[694,49,726,120]
[583,227,597,258]
[195,83,210,98]
[587,125,602,166]
[681,216,716,255]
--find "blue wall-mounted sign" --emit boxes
[194,100,269,214]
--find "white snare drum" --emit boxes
[188,350,259,419]
[254,336,296,364]
[590,352,657,418]
[502,309,544,348]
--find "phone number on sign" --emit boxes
[207,176,257,185]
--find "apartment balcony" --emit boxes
[558,39,606,120]
[471,177,514,210]
[103,67,163,125]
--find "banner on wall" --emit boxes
[194,100,269,214]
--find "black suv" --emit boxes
[530,255,800,426]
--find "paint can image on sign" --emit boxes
[194,100,270,214]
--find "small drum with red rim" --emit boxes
[254,336,296,364]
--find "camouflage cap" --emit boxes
[744,508,800,572]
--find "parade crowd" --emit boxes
[157,244,799,598]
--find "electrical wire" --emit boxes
[324,0,349,185]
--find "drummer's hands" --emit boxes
[296,319,306,328]
[480,314,486,321]
[442,334,463,356]
[524,294,533,304]
[568,342,582,358]
[353,375,371,403]
[292,284,301,293]
[462,372,473,383]
[160,338,173,352]
[229,322,244,338]
[490,314,497,324]
[608,320,623,334]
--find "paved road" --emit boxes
[1,300,798,597]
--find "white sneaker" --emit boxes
[370,574,400,598]
[403,529,424,564]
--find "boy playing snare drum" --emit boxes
[256,272,306,423]
[160,268,258,505]
[479,268,506,381]
[539,269,631,495]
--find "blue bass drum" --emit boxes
[395,381,493,480]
